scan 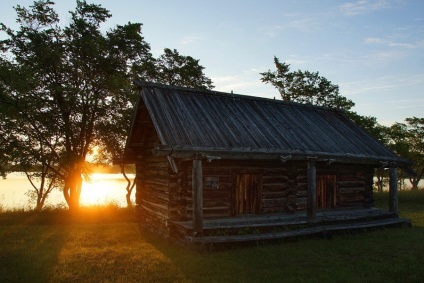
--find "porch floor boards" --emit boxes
[188,217,410,244]
[171,208,411,244]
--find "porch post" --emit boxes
[192,155,203,236]
[389,164,398,215]
[307,158,317,221]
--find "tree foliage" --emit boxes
[260,56,354,110]
[387,117,424,190]
[0,1,214,210]
[138,48,214,90]
[0,0,152,210]
[259,56,423,191]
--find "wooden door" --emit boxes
[235,174,262,215]
[316,175,336,209]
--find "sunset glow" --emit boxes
[80,174,132,206]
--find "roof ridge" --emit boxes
[133,80,345,113]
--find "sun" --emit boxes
[80,174,116,206]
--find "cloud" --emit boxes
[339,0,390,16]
[340,74,424,96]
[258,16,320,37]
[364,36,424,49]
[179,35,202,46]
[212,75,262,91]
[258,25,284,37]
[392,104,424,109]
[211,72,278,99]
[340,78,395,96]
[286,55,309,66]
[388,42,419,48]
[289,17,320,32]
[363,50,406,61]
[364,37,385,44]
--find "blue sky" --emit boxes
[1,0,423,125]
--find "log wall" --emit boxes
[167,160,374,221]
[137,149,374,232]
[135,130,171,237]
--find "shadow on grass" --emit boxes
[0,205,136,226]
[0,205,136,282]
[0,218,69,282]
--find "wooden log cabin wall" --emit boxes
[135,154,374,235]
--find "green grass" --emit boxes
[1,191,424,282]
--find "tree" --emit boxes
[260,56,354,111]
[1,1,215,210]
[347,112,394,192]
[140,48,214,90]
[0,56,62,210]
[261,57,422,191]
[388,118,424,190]
[111,48,214,207]
[0,0,152,210]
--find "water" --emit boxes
[0,172,135,211]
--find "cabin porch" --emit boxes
[169,208,411,245]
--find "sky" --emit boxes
[1,0,423,126]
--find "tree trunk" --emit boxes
[410,178,419,190]
[35,195,46,211]
[121,165,135,208]
[126,190,133,208]
[375,168,384,193]
[409,171,423,191]
[397,169,405,191]
[63,167,83,211]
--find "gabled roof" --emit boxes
[123,81,407,165]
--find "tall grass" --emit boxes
[0,191,423,282]
[374,189,424,226]
[0,204,135,226]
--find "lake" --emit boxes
[0,172,135,211]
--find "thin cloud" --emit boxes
[258,25,284,37]
[212,71,278,99]
[340,79,395,96]
[364,37,423,49]
[212,75,262,91]
[289,17,320,32]
[339,0,390,16]
[392,104,424,109]
[363,50,405,61]
[364,37,385,44]
[286,56,309,67]
[180,35,202,46]
[340,74,424,96]
[389,42,418,48]
[258,16,320,37]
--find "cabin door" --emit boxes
[316,175,337,209]
[235,174,262,215]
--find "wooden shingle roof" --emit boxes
[123,81,406,165]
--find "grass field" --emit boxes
[1,191,423,282]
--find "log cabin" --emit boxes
[120,81,410,245]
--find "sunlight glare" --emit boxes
[80,174,133,206]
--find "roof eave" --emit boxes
[152,145,409,166]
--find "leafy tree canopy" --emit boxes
[387,117,424,190]
[260,56,354,111]
[137,48,214,90]
[0,0,152,210]
[0,0,214,210]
